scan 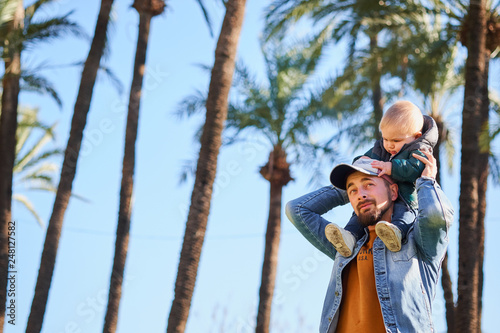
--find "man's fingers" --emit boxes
[421,150,434,160]
[413,152,437,179]
[413,152,434,165]
[412,153,425,162]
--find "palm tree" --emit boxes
[0,2,24,325]
[0,0,79,328]
[429,0,500,330]
[455,0,489,330]
[105,0,215,327]
[404,2,499,331]
[12,107,63,227]
[26,1,115,332]
[418,76,461,333]
[166,0,247,332]
[0,105,66,227]
[177,38,341,332]
[0,0,23,233]
[229,42,342,333]
[264,0,426,140]
[472,7,500,329]
[102,1,165,332]
[399,13,464,329]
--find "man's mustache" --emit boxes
[357,199,375,211]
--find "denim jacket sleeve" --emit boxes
[413,177,454,262]
[285,185,349,260]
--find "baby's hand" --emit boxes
[371,160,392,176]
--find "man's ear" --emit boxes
[390,184,399,201]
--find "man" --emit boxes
[285,151,454,332]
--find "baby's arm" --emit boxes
[390,150,427,182]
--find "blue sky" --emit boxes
[6,1,500,332]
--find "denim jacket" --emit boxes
[285,178,454,333]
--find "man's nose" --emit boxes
[357,189,367,199]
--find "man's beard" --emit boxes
[357,199,392,227]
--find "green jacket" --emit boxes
[358,115,438,208]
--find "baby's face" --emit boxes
[381,128,420,156]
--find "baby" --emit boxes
[325,101,438,256]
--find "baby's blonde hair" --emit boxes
[379,101,424,136]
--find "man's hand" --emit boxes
[412,151,437,179]
[371,160,392,176]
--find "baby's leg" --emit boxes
[375,199,416,252]
[325,213,362,257]
[391,199,417,241]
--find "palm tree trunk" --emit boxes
[456,0,487,331]
[102,1,163,331]
[475,50,490,333]
[442,253,455,333]
[166,1,247,332]
[26,1,114,331]
[256,180,282,333]
[255,147,292,333]
[0,1,23,329]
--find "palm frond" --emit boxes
[24,0,55,20]
[12,193,44,227]
[194,0,214,37]
[233,60,264,98]
[489,154,500,185]
[193,121,204,145]
[174,89,208,119]
[15,107,49,148]
[287,135,342,187]
[53,60,124,95]
[23,12,84,48]
[17,174,54,189]
[226,102,275,144]
[487,91,500,143]
[178,157,197,185]
[15,118,57,170]
[31,183,90,202]
[99,2,117,62]
[16,148,63,173]
[19,72,62,107]
[98,63,124,95]
[264,0,321,40]
[0,0,19,27]
[443,126,456,174]
[10,107,67,224]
